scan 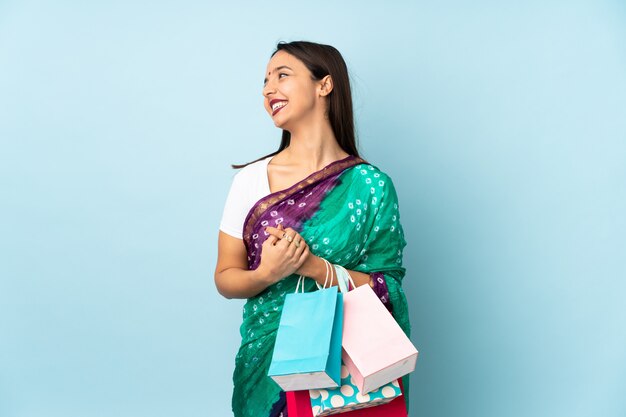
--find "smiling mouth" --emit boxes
[271,101,288,116]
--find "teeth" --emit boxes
[272,101,287,111]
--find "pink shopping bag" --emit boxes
[286,378,408,416]
[342,284,418,394]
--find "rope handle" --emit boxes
[333,264,356,293]
[319,258,332,289]
[295,258,331,293]
[295,275,306,293]
[294,260,354,293]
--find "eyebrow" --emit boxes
[263,65,293,84]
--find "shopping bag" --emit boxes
[342,284,418,394]
[309,361,402,416]
[268,277,344,391]
[287,377,408,417]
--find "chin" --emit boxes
[272,117,289,129]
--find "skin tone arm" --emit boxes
[214,228,309,299]
[214,224,372,300]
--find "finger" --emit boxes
[286,237,299,256]
[289,235,306,257]
[265,226,284,239]
[297,234,305,247]
[276,235,292,248]
[287,231,302,246]
[293,238,306,257]
[264,234,279,246]
[296,245,310,267]
[282,228,298,243]
[284,228,301,238]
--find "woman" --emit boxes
[215,40,410,417]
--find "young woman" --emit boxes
[215,40,410,417]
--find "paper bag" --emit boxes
[268,285,343,391]
[342,284,418,393]
[309,361,402,416]
[287,377,408,417]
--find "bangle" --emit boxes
[321,258,333,288]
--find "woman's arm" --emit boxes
[214,231,271,299]
[214,230,310,299]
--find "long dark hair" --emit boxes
[231,40,360,169]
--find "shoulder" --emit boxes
[343,161,400,205]
[236,156,270,176]
[347,161,396,187]
[230,156,270,184]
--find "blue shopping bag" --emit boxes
[268,276,343,391]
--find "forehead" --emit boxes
[265,51,302,74]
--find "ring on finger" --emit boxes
[286,234,293,243]
[294,239,300,248]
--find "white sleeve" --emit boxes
[219,171,250,240]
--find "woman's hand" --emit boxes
[260,225,373,290]
[267,225,335,286]
[258,224,310,285]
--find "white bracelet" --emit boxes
[322,258,331,288]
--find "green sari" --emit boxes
[231,155,410,416]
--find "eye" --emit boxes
[263,73,287,86]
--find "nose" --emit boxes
[263,80,276,98]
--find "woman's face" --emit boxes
[262,50,325,129]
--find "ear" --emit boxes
[318,74,333,97]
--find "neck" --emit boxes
[283,120,349,171]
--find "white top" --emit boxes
[219,156,273,239]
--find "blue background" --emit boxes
[1,1,625,416]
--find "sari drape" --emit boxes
[231,155,410,417]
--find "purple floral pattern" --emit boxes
[370,272,393,313]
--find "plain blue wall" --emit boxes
[1,1,624,416]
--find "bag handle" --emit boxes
[295,261,357,293]
[319,257,332,289]
[295,275,306,293]
[333,264,356,293]
[295,258,333,293]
